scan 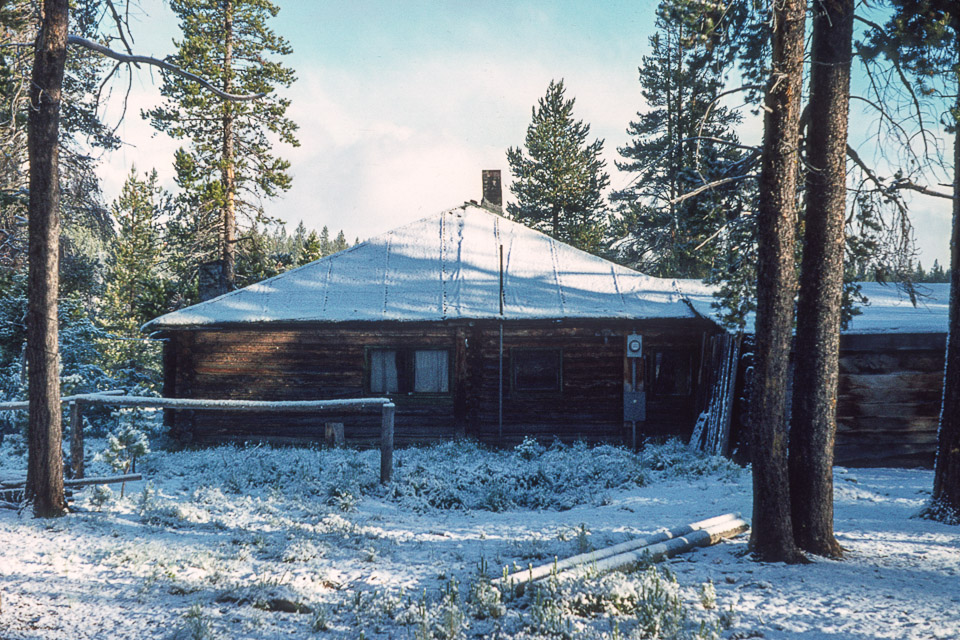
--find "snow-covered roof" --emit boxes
[144,204,700,330]
[674,279,950,335]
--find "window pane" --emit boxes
[370,350,399,393]
[513,349,561,392]
[414,350,449,393]
[651,350,692,396]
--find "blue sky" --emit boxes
[99,0,952,268]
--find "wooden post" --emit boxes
[324,422,345,447]
[380,403,395,484]
[68,401,83,480]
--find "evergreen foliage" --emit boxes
[610,0,753,282]
[506,79,610,254]
[145,0,299,288]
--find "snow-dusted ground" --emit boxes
[0,438,957,639]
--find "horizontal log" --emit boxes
[839,372,944,393]
[840,332,946,352]
[839,353,943,375]
[0,389,125,412]
[836,400,941,420]
[498,514,748,590]
[498,513,742,586]
[836,415,939,434]
[0,473,142,490]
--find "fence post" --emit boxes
[69,401,84,479]
[380,402,395,484]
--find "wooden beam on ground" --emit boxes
[0,473,142,490]
[497,513,749,590]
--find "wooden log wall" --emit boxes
[166,327,457,447]
[164,319,718,448]
[835,332,945,467]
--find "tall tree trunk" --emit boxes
[25,0,68,518]
[931,30,960,521]
[789,0,853,556]
[749,0,806,563]
[221,0,237,290]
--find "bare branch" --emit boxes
[66,36,267,102]
[669,174,757,205]
[846,144,909,216]
[104,0,135,58]
[890,177,954,200]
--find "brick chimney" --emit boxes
[481,170,502,212]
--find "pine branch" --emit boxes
[66,36,266,102]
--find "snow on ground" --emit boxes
[0,437,957,639]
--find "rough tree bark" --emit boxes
[789,0,853,556]
[25,0,69,518]
[221,0,237,290]
[749,0,806,563]
[931,31,960,521]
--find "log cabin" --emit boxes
[682,281,950,467]
[144,177,725,448]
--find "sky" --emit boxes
[97,0,953,268]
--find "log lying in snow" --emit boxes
[497,513,749,589]
[0,473,142,490]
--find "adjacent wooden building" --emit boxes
[145,200,723,447]
[683,281,950,467]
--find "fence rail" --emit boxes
[0,394,397,484]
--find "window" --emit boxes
[648,350,693,396]
[512,348,562,394]
[368,348,450,395]
[370,349,399,393]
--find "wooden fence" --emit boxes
[0,394,397,484]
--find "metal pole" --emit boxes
[498,244,504,445]
[631,359,637,451]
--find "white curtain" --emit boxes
[414,350,449,393]
[370,350,398,393]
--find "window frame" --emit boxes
[364,346,453,398]
[510,347,563,397]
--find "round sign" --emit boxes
[628,339,641,353]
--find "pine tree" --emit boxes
[506,79,610,254]
[789,0,854,558]
[298,230,324,265]
[145,0,299,291]
[103,168,169,332]
[319,226,332,256]
[100,168,169,391]
[331,230,349,254]
[750,0,806,563]
[610,0,751,280]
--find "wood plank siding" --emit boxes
[835,332,946,467]
[162,319,718,448]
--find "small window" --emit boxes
[368,348,450,395]
[414,349,449,393]
[649,350,693,396]
[370,349,399,393]
[512,348,562,393]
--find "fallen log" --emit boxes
[65,473,142,488]
[0,473,142,490]
[498,513,749,590]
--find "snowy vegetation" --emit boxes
[0,436,743,639]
